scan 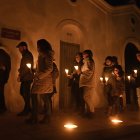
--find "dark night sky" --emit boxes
[105,0,140,8]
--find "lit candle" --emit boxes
[74,66,78,70]
[105,77,109,83]
[26,63,31,69]
[134,69,137,77]
[127,76,131,81]
[65,69,69,75]
[100,77,103,82]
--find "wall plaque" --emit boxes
[1,28,21,40]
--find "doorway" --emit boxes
[125,43,138,106]
[59,40,80,110]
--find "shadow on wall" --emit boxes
[0,43,24,113]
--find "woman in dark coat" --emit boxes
[67,52,83,112]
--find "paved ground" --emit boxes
[0,109,140,140]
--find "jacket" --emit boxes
[31,51,53,94]
[79,58,95,87]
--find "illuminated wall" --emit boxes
[0,0,140,112]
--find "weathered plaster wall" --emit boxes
[0,0,140,112]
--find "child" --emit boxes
[107,65,125,116]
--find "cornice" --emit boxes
[88,0,140,17]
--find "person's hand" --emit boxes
[120,94,123,97]
[67,74,73,79]
[77,69,81,75]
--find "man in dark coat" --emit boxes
[134,50,140,109]
[0,48,11,113]
[16,41,34,116]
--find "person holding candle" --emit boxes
[26,39,53,124]
[16,41,34,116]
[101,56,114,115]
[79,50,95,119]
[134,50,140,108]
[107,65,125,116]
[67,52,84,113]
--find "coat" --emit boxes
[79,58,95,87]
[31,51,53,94]
[0,49,11,84]
[108,75,125,96]
[18,49,34,82]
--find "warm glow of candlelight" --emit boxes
[100,77,103,82]
[127,76,131,81]
[26,63,31,69]
[74,66,78,70]
[105,77,109,82]
[134,70,137,74]
[65,69,69,75]
[64,123,78,129]
[111,119,123,124]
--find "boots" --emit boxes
[25,115,38,124]
[39,115,51,124]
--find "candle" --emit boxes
[127,76,131,81]
[74,66,78,70]
[26,63,31,69]
[134,70,137,74]
[134,69,137,77]
[65,69,69,75]
[100,77,103,82]
[105,77,109,83]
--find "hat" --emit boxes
[16,41,28,48]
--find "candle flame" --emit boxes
[26,63,31,69]
[134,70,137,74]
[65,69,69,74]
[105,77,109,82]
[74,66,78,70]
[100,77,103,81]
[127,76,131,80]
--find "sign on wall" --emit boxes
[1,28,21,40]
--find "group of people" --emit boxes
[102,56,125,116]
[68,51,140,118]
[67,50,95,119]
[67,53,125,118]
[1,39,140,124]
[16,39,59,124]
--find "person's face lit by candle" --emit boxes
[75,54,82,63]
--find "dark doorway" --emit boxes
[125,43,138,107]
[59,41,80,110]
